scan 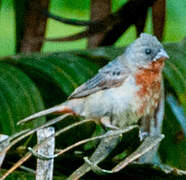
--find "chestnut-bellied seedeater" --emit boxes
[19,33,168,133]
[18,33,169,179]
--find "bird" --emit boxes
[18,33,169,134]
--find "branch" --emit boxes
[99,0,156,46]
[45,0,156,46]
[134,7,148,37]
[42,10,97,26]
[152,0,166,40]
[88,0,111,48]
[0,119,94,179]
[18,0,49,52]
[0,114,70,158]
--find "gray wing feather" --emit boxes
[69,59,128,99]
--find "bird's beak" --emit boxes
[153,48,169,61]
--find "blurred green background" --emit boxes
[0,0,186,57]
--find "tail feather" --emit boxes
[17,104,66,125]
[18,99,84,125]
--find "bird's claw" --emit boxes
[100,116,119,130]
[153,163,186,175]
[139,131,148,141]
[84,157,113,175]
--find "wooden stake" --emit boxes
[36,127,55,180]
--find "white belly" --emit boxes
[82,75,141,128]
[108,75,141,127]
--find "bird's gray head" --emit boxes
[124,33,169,68]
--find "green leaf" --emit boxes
[159,97,186,170]
[8,52,99,96]
[0,63,45,135]
[164,40,186,114]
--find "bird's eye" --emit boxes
[145,49,151,55]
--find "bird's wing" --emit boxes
[69,59,128,99]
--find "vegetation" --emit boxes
[0,0,185,179]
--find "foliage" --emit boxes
[0,40,186,178]
[0,0,186,179]
[0,63,45,135]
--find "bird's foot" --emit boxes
[84,157,113,175]
[139,131,148,141]
[100,116,119,130]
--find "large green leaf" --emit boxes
[0,63,45,135]
[7,53,99,96]
[159,96,186,169]
[163,39,186,114]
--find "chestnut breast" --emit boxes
[135,59,164,116]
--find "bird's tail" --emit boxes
[17,99,82,125]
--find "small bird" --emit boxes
[18,33,169,134]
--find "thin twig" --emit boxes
[42,10,97,26]
[8,129,30,141]
[112,134,164,172]
[55,126,137,157]
[0,114,71,157]
[8,162,36,174]
[0,119,94,179]
[0,152,32,180]
[29,125,137,160]
[19,165,36,174]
